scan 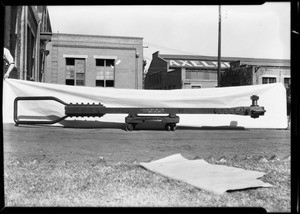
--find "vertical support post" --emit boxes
[217,5,222,87]
[19,6,25,80]
[24,6,28,80]
[4,6,11,49]
[135,50,139,89]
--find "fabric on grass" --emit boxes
[3,79,287,128]
[140,154,273,195]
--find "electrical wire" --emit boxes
[144,41,200,56]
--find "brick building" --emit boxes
[45,33,144,89]
[145,51,290,90]
[3,6,52,81]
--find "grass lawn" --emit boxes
[4,155,290,212]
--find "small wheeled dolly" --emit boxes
[13,95,266,131]
[125,113,179,131]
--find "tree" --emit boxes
[142,60,147,89]
[143,60,147,72]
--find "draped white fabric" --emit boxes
[3,79,287,129]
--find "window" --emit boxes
[96,59,105,66]
[95,80,104,87]
[106,80,114,87]
[262,77,276,84]
[66,58,75,66]
[95,59,115,87]
[106,59,115,67]
[186,70,191,79]
[203,72,209,80]
[191,71,198,79]
[65,58,85,86]
[210,72,217,80]
[66,79,74,85]
[26,26,35,80]
[186,69,215,80]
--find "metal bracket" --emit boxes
[14,96,69,125]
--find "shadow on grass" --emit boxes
[226,186,268,193]
[62,121,246,131]
[177,126,245,131]
[15,116,246,131]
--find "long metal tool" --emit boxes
[14,95,266,131]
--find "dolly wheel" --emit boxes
[165,124,171,131]
[170,124,176,131]
[126,124,134,131]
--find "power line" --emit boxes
[144,41,200,56]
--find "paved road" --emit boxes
[3,123,290,164]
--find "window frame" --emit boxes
[95,58,115,87]
[262,76,277,84]
[65,57,86,86]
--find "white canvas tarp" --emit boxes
[140,154,273,194]
[2,79,287,129]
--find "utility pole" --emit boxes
[217,5,221,87]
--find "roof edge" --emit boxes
[158,53,290,63]
[52,32,143,40]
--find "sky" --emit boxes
[47,3,290,68]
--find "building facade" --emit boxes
[145,51,240,89]
[3,6,52,81]
[45,33,144,89]
[220,58,290,88]
[145,52,290,90]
